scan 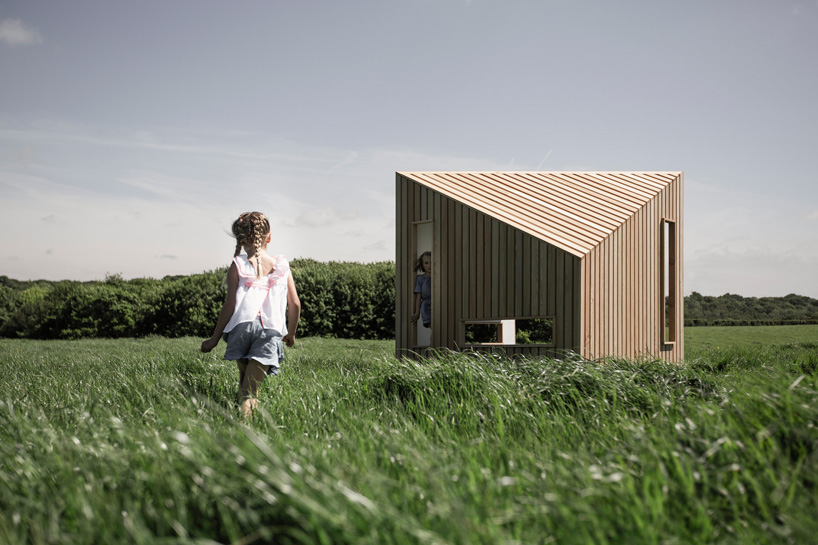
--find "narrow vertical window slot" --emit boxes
[661,219,677,344]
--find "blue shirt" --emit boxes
[413,274,431,325]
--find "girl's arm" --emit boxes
[201,262,239,353]
[283,273,301,347]
[410,292,421,323]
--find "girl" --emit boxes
[410,251,431,329]
[201,211,301,419]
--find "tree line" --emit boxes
[1,264,816,339]
[0,259,395,340]
[683,291,818,326]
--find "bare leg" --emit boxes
[239,359,269,419]
[236,359,248,405]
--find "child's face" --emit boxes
[422,255,431,274]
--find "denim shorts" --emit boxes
[222,316,284,375]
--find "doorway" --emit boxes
[413,221,433,348]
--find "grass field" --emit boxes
[685,324,818,351]
[1,327,817,544]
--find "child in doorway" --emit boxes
[201,211,301,419]
[410,251,431,329]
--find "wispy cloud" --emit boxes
[292,207,359,228]
[0,119,532,278]
[364,240,388,252]
[0,19,42,46]
[1,145,38,167]
[118,172,215,203]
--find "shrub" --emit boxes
[140,270,226,337]
[57,284,140,339]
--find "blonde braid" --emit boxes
[231,211,270,279]
[253,221,265,279]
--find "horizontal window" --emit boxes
[462,317,555,347]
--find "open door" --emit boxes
[413,221,433,348]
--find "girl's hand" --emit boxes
[201,337,219,353]
[410,313,419,324]
[283,334,295,347]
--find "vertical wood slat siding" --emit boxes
[500,226,506,316]
[456,200,464,345]
[677,174,685,361]
[555,250,565,350]
[522,236,531,317]
[439,194,447,347]
[432,191,441,348]
[476,212,484,318]
[448,198,457,348]
[564,251,572,352]
[485,214,494,318]
[646,197,655,356]
[460,201,468,327]
[491,219,499,316]
[395,175,405,356]
[579,173,683,362]
[633,205,640,355]
[437,191,447,348]
[469,208,477,321]
[529,237,537,317]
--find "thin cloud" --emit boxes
[364,240,387,252]
[119,172,207,203]
[157,254,178,260]
[293,207,359,228]
[0,19,43,46]
[1,145,38,167]
[329,151,360,171]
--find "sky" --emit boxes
[1,0,817,298]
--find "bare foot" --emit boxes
[240,398,258,420]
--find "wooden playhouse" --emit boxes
[395,171,684,362]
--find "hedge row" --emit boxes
[3,265,817,340]
[0,260,396,340]
[684,318,818,327]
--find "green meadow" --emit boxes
[1,327,817,544]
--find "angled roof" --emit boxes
[398,171,681,258]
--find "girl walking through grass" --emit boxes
[201,211,301,419]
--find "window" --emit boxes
[463,317,555,346]
[660,219,677,344]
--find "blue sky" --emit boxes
[1,0,816,297]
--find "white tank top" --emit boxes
[223,254,290,336]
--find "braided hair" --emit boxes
[231,211,271,279]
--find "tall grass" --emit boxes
[1,334,817,544]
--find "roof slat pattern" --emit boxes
[399,171,681,257]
